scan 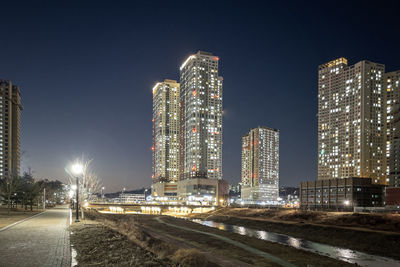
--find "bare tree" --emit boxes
[66,157,103,218]
[0,174,21,215]
[21,172,41,211]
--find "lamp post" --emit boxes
[71,163,83,222]
[121,187,126,203]
[101,186,105,202]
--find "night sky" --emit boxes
[1,1,399,192]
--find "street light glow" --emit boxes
[71,163,83,175]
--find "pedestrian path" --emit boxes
[0,206,70,267]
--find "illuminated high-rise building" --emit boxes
[152,79,180,197]
[384,70,400,187]
[318,58,386,184]
[0,80,23,178]
[179,51,223,180]
[241,127,279,203]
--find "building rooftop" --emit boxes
[196,51,213,56]
[318,57,348,70]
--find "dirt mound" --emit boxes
[277,210,322,221]
[70,223,172,266]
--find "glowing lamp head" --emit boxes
[71,163,83,175]
[344,200,350,206]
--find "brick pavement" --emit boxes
[0,206,71,267]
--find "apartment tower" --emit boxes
[179,51,223,180]
[0,80,22,178]
[318,58,386,184]
[152,80,180,197]
[384,70,400,187]
[241,127,279,203]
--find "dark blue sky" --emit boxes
[1,1,399,192]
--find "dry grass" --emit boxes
[84,210,212,266]
[0,206,43,228]
[171,249,208,267]
[211,208,400,232]
[70,222,172,266]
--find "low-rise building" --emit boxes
[300,177,385,210]
[177,178,229,206]
[151,182,178,202]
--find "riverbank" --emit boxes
[70,220,172,266]
[187,208,400,260]
[205,208,400,232]
[83,210,354,266]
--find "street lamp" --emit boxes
[71,163,83,222]
[121,187,126,203]
[101,186,105,201]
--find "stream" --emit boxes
[191,219,400,267]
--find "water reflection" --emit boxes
[288,237,301,249]
[191,220,400,267]
[218,224,226,231]
[256,230,268,240]
[237,226,247,236]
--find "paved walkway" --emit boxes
[0,206,71,267]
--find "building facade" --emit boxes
[241,127,279,203]
[384,70,400,187]
[179,51,223,181]
[318,58,386,184]
[152,79,180,197]
[177,178,228,205]
[300,177,385,210]
[0,80,22,178]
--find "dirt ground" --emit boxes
[84,211,355,267]
[70,220,174,267]
[187,208,400,260]
[0,206,43,228]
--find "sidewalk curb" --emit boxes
[0,210,47,232]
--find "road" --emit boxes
[0,206,71,267]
